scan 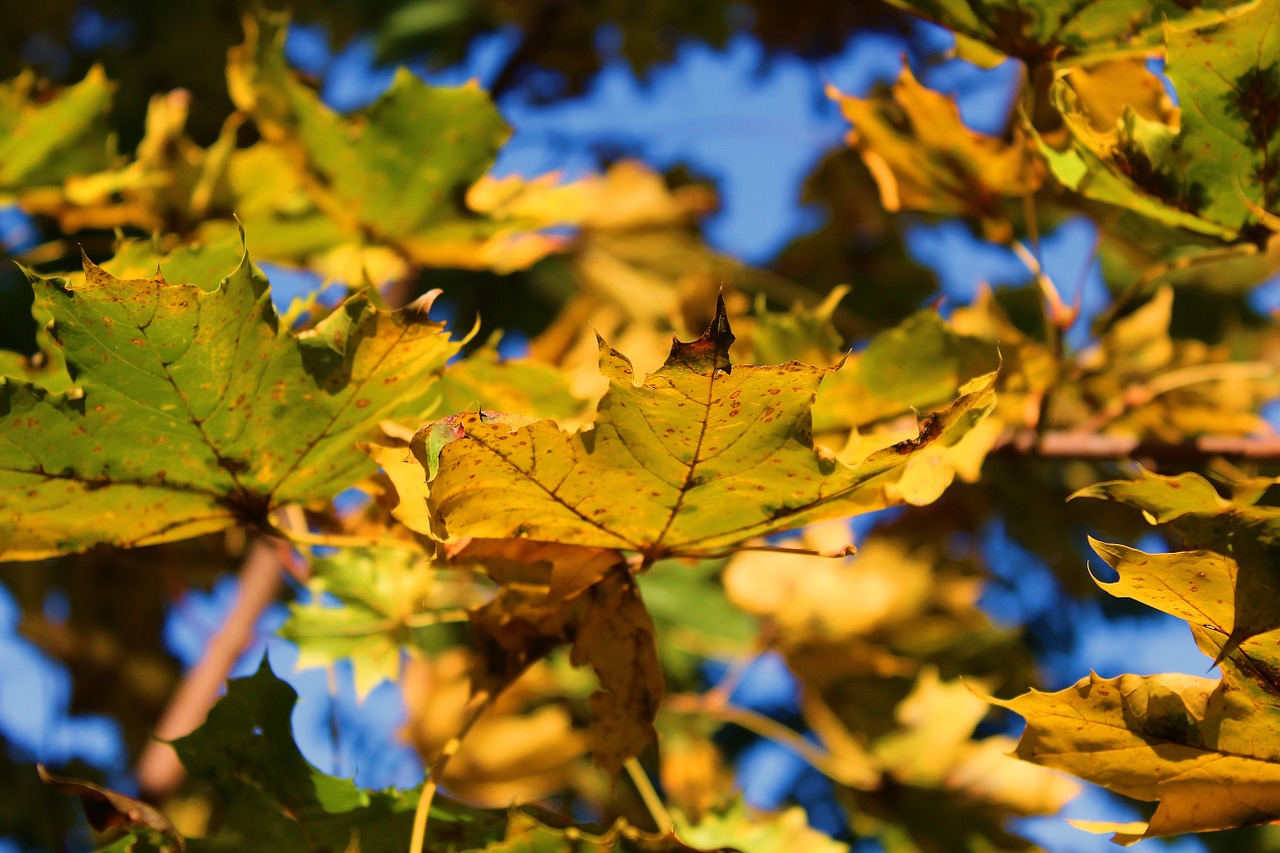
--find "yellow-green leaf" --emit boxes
[0,66,115,193]
[413,298,996,559]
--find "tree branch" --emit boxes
[136,539,286,799]
[992,431,1280,462]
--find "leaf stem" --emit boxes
[624,757,674,833]
[409,689,493,853]
[663,694,874,788]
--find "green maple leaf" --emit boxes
[172,659,508,853]
[214,10,540,274]
[413,297,996,560]
[991,469,1280,844]
[1046,0,1280,238]
[0,233,456,560]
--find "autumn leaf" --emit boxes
[837,666,1078,852]
[673,801,847,853]
[1057,287,1276,438]
[829,67,1043,242]
[413,297,996,560]
[991,470,1280,843]
[468,554,665,777]
[0,233,456,560]
[819,310,1001,434]
[439,339,587,424]
[216,9,553,275]
[401,650,591,806]
[279,546,486,698]
[18,88,234,238]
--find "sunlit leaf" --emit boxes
[995,470,1280,843]
[469,556,664,777]
[882,0,1248,65]
[829,67,1043,241]
[414,297,996,559]
[1045,0,1280,239]
[280,546,480,698]
[0,233,455,560]
[218,9,544,274]
[674,801,847,853]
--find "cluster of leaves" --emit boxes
[4,1,1280,852]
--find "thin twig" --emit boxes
[663,694,873,788]
[624,757,674,833]
[409,689,494,853]
[992,430,1280,461]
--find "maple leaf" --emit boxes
[215,10,558,276]
[1044,0,1280,239]
[991,469,1280,843]
[279,546,487,698]
[0,233,456,560]
[172,659,512,852]
[413,297,996,560]
[829,67,1043,242]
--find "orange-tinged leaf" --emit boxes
[829,66,1043,241]
[413,297,996,559]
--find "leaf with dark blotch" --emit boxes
[0,233,456,560]
[882,0,1245,66]
[413,297,996,560]
[1044,0,1280,238]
